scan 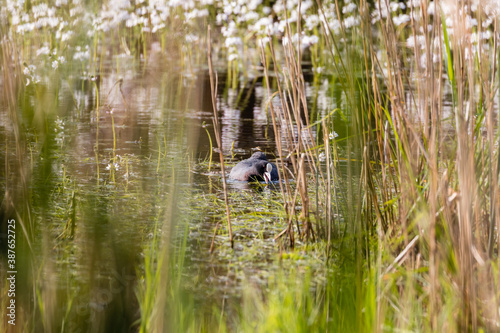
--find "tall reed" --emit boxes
[258,0,500,330]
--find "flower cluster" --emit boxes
[3,0,500,81]
[23,64,40,86]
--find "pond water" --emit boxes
[1,50,349,330]
[3,0,500,330]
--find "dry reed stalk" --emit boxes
[380,1,442,328]
[317,0,500,329]
[323,121,333,255]
[298,153,314,240]
[260,44,295,247]
[207,25,233,249]
[281,6,324,186]
[449,3,477,328]
[280,4,338,239]
[486,12,499,259]
[259,47,287,198]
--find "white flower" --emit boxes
[185,8,209,20]
[406,35,425,48]
[258,37,270,47]
[307,35,319,45]
[282,36,290,47]
[11,14,20,25]
[343,16,360,29]
[248,0,262,10]
[62,31,73,41]
[304,14,319,31]
[55,117,65,130]
[393,14,410,26]
[407,0,421,8]
[296,34,319,48]
[225,36,243,47]
[482,30,492,40]
[342,2,357,14]
[389,2,400,12]
[482,18,493,28]
[152,23,165,33]
[427,1,435,15]
[251,16,272,32]
[52,60,59,69]
[32,3,49,19]
[105,162,119,171]
[74,45,90,61]
[329,131,338,140]
[221,21,238,37]
[216,13,228,24]
[228,53,239,61]
[36,46,51,56]
[185,34,198,43]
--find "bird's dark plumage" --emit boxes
[229,152,279,182]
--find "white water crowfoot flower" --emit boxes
[51,55,66,70]
[283,33,319,49]
[314,67,324,74]
[54,116,66,146]
[23,64,40,86]
[73,45,90,61]
[343,16,360,29]
[304,14,320,31]
[55,117,65,131]
[228,53,239,62]
[342,2,357,14]
[36,46,51,56]
[393,14,410,26]
[257,37,270,48]
[329,131,339,140]
[106,162,120,171]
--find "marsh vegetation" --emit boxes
[2,0,500,331]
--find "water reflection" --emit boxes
[1,53,343,331]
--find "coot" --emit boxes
[229,152,279,183]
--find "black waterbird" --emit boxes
[229,152,279,183]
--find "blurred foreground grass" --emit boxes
[2,0,500,332]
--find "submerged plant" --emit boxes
[3,0,500,332]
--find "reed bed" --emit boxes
[254,0,500,331]
[2,0,500,331]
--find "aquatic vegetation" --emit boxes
[2,0,500,331]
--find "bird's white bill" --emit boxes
[264,172,270,183]
[264,163,273,183]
